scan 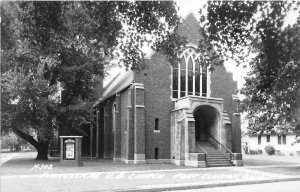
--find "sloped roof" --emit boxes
[102,70,134,99]
[93,70,134,107]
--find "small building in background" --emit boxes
[247,131,300,156]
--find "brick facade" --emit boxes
[93,13,242,166]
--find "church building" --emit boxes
[91,14,243,167]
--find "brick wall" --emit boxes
[210,65,237,117]
[120,89,129,159]
[95,13,241,162]
[135,53,174,160]
[210,65,240,152]
[103,98,115,159]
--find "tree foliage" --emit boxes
[1,132,30,151]
[201,1,300,134]
[1,1,185,159]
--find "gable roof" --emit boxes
[93,14,204,108]
[177,13,203,45]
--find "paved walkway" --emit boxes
[0,152,20,166]
[1,152,300,192]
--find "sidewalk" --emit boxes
[1,152,300,192]
[2,165,300,192]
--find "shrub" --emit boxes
[249,150,259,155]
[265,145,275,155]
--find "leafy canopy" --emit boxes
[201,1,300,134]
[1,1,186,148]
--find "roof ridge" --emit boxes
[103,72,121,91]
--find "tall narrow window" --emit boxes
[180,58,186,97]
[267,135,270,142]
[258,135,261,145]
[283,134,286,144]
[155,118,159,130]
[187,58,193,95]
[195,58,201,96]
[172,62,179,98]
[155,148,159,160]
[278,135,282,145]
[202,62,207,97]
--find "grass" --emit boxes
[251,166,300,175]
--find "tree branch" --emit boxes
[10,127,39,149]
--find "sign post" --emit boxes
[60,136,83,167]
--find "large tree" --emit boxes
[201,1,300,135]
[1,1,186,160]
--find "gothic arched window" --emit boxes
[172,47,210,99]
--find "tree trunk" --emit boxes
[11,127,49,160]
[36,142,49,160]
[14,145,21,151]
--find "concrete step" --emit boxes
[206,164,234,167]
[206,161,233,164]
[206,157,229,160]
[206,154,228,157]
[197,142,233,167]
[206,160,232,163]
[206,161,232,164]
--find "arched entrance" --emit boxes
[194,105,219,142]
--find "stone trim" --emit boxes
[135,86,144,90]
[124,160,135,164]
[175,95,224,102]
[134,153,145,160]
[233,160,243,166]
[173,159,185,166]
[146,159,172,164]
[184,160,206,168]
[171,107,190,112]
[135,105,145,108]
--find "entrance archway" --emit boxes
[194,105,219,142]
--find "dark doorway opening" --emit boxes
[81,124,91,156]
[194,106,218,142]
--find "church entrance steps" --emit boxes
[196,142,234,167]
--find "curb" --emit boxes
[98,177,300,192]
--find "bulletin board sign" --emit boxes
[64,139,76,160]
